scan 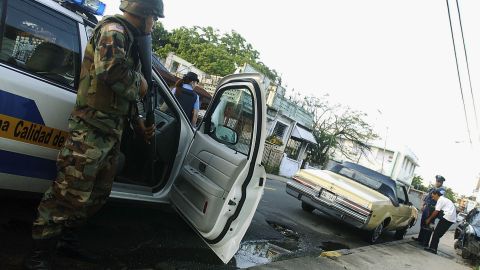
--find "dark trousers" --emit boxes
[418,206,435,246]
[429,218,454,251]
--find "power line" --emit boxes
[455,0,480,142]
[446,0,472,144]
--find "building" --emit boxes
[332,139,419,186]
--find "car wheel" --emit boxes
[394,227,407,240]
[301,202,315,213]
[367,222,384,243]
[461,248,471,259]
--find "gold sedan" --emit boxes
[286,162,418,243]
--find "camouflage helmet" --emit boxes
[120,0,164,18]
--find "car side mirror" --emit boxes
[213,125,238,145]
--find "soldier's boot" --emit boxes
[24,238,57,270]
[56,228,98,263]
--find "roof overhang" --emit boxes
[291,125,317,144]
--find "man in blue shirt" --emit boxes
[413,175,446,246]
[172,72,200,125]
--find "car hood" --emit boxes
[296,169,390,208]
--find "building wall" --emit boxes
[164,52,206,78]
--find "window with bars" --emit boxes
[272,122,287,141]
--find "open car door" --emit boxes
[170,73,266,263]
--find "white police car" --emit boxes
[0,0,267,263]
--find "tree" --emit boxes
[411,175,428,191]
[153,24,278,81]
[444,187,457,202]
[302,95,378,167]
[151,21,170,52]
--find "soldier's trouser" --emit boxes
[32,120,120,240]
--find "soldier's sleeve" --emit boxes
[93,23,143,101]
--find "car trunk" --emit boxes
[295,169,390,209]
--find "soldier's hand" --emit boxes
[136,118,155,144]
[139,76,148,98]
[143,123,155,142]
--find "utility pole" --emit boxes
[381,126,389,174]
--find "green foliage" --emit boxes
[266,135,283,146]
[265,164,280,175]
[152,24,278,80]
[412,175,428,191]
[444,187,457,202]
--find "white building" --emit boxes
[332,139,419,186]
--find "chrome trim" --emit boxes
[286,181,371,224]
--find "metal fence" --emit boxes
[262,142,283,169]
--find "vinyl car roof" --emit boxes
[331,161,399,206]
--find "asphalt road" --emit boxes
[0,178,418,269]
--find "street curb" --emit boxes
[323,238,414,257]
[266,174,291,183]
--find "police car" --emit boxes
[0,0,267,263]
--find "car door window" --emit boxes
[208,88,253,155]
[0,0,80,88]
[396,185,407,204]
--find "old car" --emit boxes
[286,162,418,243]
[455,208,480,259]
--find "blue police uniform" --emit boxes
[417,186,446,246]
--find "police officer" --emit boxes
[413,175,446,246]
[24,1,164,269]
[172,72,200,125]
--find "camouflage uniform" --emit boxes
[32,15,143,240]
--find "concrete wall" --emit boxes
[279,155,301,178]
[408,188,425,210]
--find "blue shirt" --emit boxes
[424,186,446,207]
[172,84,200,110]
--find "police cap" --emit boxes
[435,175,446,182]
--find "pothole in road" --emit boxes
[234,240,292,269]
[318,241,350,251]
[266,220,299,241]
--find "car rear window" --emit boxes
[337,167,382,190]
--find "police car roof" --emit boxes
[37,0,88,24]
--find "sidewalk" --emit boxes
[250,231,474,270]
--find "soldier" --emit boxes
[412,175,446,246]
[24,1,164,269]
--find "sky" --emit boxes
[102,0,480,196]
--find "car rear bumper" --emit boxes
[286,181,371,229]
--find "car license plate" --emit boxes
[320,190,336,202]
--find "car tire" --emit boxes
[394,227,408,240]
[301,202,315,213]
[366,222,384,243]
[461,248,471,259]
